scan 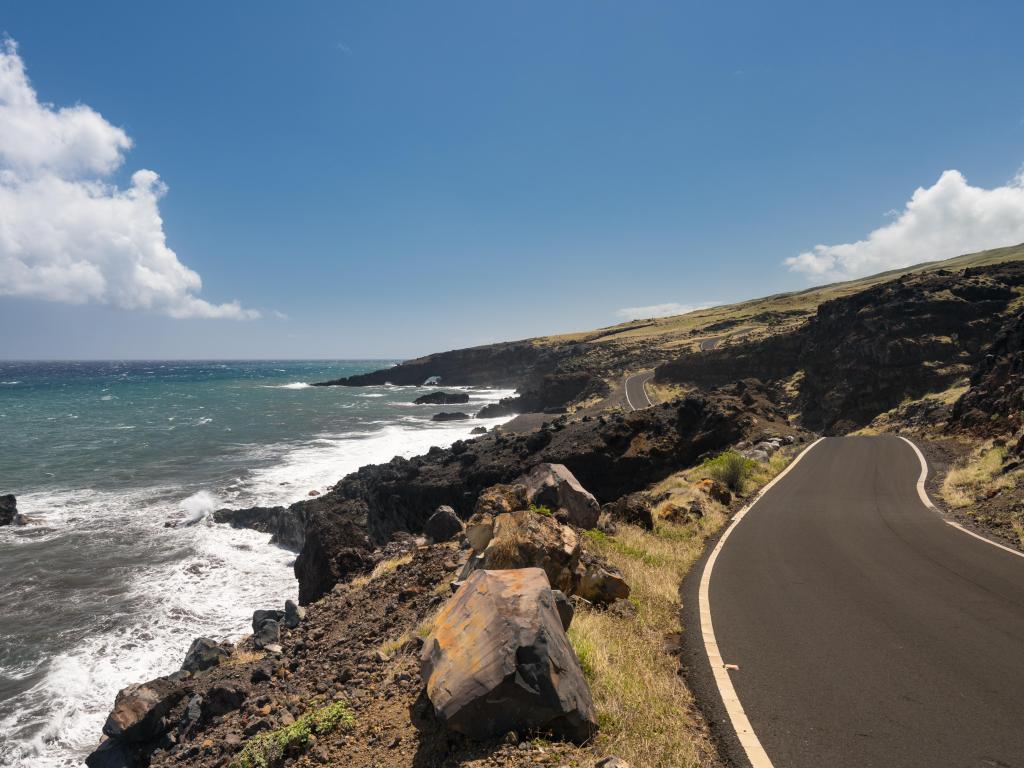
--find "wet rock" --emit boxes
[180,638,230,674]
[518,463,600,529]
[432,411,471,422]
[479,510,581,593]
[0,494,16,526]
[102,676,187,743]
[470,426,488,435]
[212,505,305,551]
[414,391,470,405]
[420,568,597,743]
[575,563,630,607]
[424,505,464,543]
[602,492,655,530]
[85,737,137,768]
[283,599,305,629]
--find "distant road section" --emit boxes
[699,335,725,351]
[623,371,654,410]
[694,435,1024,768]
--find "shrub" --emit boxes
[703,451,756,492]
[529,503,553,516]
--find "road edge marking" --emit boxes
[898,435,1024,560]
[639,373,653,407]
[623,374,636,411]
[698,436,825,768]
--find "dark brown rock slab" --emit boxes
[518,463,600,529]
[420,567,597,743]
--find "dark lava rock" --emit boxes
[517,463,601,529]
[85,737,137,768]
[253,618,281,650]
[202,682,248,719]
[180,638,229,674]
[414,391,470,405]
[212,505,305,550]
[0,494,15,526]
[431,411,471,422]
[292,390,751,603]
[602,492,655,530]
[951,306,1024,439]
[552,589,574,630]
[470,426,488,434]
[423,505,464,543]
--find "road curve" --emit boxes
[693,435,1024,768]
[624,371,654,410]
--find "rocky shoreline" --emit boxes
[81,255,1024,768]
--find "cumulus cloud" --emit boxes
[0,39,258,319]
[786,168,1024,280]
[614,301,717,321]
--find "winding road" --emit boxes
[688,435,1024,768]
[623,371,654,410]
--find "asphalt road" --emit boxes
[700,335,726,351]
[694,435,1024,768]
[623,371,654,410]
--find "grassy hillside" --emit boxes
[538,242,1024,356]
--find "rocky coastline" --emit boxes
[81,253,1024,768]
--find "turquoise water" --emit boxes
[0,361,513,767]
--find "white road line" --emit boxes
[899,436,1024,561]
[639,374,653,407]
[698,437,825,768]
[624,375,636,410]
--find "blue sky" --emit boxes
[1,1,1023,359]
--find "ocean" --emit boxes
[0,360,513,767]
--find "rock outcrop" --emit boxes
[414,391,470,405]
[211,505,305,550]
[432,411,470,422]
[292,390,760,603]
[420,568,598,743]
[601,491,655,530]
[951,307,1024,439]
[0,494,15,526]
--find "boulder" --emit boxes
[102,676,187,742]
[464,513,495,554]
[480,511,581,594]
[470,426,488,435]
[0,494,16,526]
[575,562,630,607]
[420,568,597,743]
[252,609,284,633]
[180,637,230,674]
[254,619,280,650]
[424,505,464,543]
[518,463,600,529]
[283,599,305,629]
[601,492,655,530]
[475,483,530,517]
[432,411,471,422]
[414,391,470,405]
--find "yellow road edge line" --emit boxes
[899,435,1024,561]
[697,436,825,768]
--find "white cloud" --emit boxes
[786,168,1024,280]
[614,301,717,321]
[0,39,258,320]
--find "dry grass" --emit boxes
[941,443,1011,508]
[226,648,266,666]
[1012,518,1024,549]
[566,450,797,767]
[348,552,415,590]
[570,514,725,768]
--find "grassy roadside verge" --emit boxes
[568,448,797,768]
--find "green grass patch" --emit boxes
[230,701,355,768]
[529,503,554,516]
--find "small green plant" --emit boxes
[231,701,355,768]
[529,503,554,516]
[702,450,756,492]
[583,528,665,566]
